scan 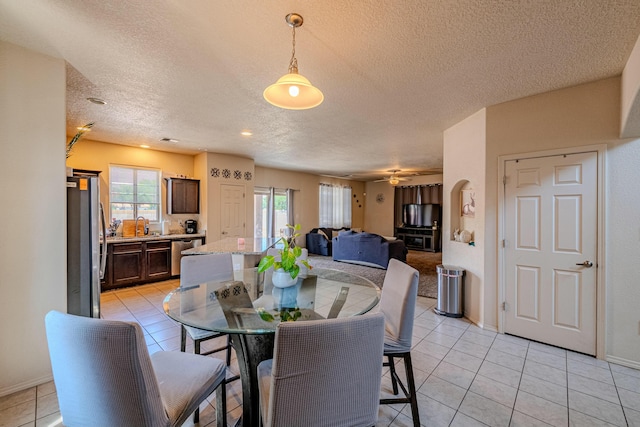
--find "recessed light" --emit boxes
[241,130,253,136]
[160,138,179,143]
[86,97,106,105]
[140,144,150,149]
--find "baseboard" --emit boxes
[463,313,499,333]
[606,355,640,370]
[0,373,53,398]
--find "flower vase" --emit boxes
[272,269,297,288]
[271,270,301,309]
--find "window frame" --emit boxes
[254,187,290,238]
[108,165,161,222]
[318,184,352,229]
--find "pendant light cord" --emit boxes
[288,25,298,74]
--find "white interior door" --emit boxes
[220,184,245,238]
[503,152,597,355]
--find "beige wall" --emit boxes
[196,152,255,240]
[445,76,640,366]
[443,109,486,327]
[364,174,443,237]
[254,166,365,245]
[621,34,640,137]
[0,42,67,395]
[67,139,199,234]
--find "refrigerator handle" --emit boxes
[99,203,107,280]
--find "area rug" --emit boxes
[307,250,441,298]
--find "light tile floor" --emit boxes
[2,279,640,427]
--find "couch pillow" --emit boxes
[382,235,397,241]
[332,230,341,239]
[317,229,329,240]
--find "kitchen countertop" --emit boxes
[104,233,206,244]
[181,237,279,255]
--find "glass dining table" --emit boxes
[163,267,381,427]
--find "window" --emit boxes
[109,165,160,222]
[254,187,291,238]
[319,184,352,228]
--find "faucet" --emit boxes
[135,216,148,236]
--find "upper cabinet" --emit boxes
[166,178,200,214]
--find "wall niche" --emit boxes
[450,180,475,244]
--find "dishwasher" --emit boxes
[171,238,203,276]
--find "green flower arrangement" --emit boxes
[257,307,302,322]
[257,223,312,280]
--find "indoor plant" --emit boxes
[66,122,94,159]
[257,223,312,288]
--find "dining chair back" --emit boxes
[181,252,234,287]
[179,253,234,360]
[379,258,421,426]
[180,253,236,423]
[257,313,385,427]
[45,310,226,427]
[214,280,255,329]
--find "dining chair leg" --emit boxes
[180,325,187,352]
[403,353,420,427]
[381,352,420,427]
[225,335,232,366]
[216,379,228,427]
[385,354,399,395]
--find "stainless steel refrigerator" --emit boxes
[67,175,106,317]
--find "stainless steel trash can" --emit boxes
[434,265,465,317]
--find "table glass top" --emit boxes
[163,268,381,334]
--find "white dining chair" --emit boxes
[379,258,421,426]
[257,313,386,427]
[180,253,234,362]
[45,310,227,426]
[180,253,237,423]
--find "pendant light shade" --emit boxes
[264,73,324,110]
[263,13,323,110]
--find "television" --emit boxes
[402,203,440,227]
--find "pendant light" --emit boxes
[263,13,324,110]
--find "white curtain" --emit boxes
[319,184,352,228]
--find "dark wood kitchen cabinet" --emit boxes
[166,178,199,214]
[107,242,144,289]
[103,240,172,291]
[145,240,172,280]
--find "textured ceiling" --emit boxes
[2,1,640,181]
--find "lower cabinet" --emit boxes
[103,240,171,291]
[146,241,172,280]
[396,227,441,252]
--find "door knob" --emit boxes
[576,260,593,267]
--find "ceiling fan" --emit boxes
[374,170,412,185]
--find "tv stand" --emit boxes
[396,227,440,252]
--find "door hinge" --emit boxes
[502,175,507,185]
[502,302,508,311]
[502,239,506,248]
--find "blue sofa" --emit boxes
[305,227,349,256]
[332,230,407,269]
